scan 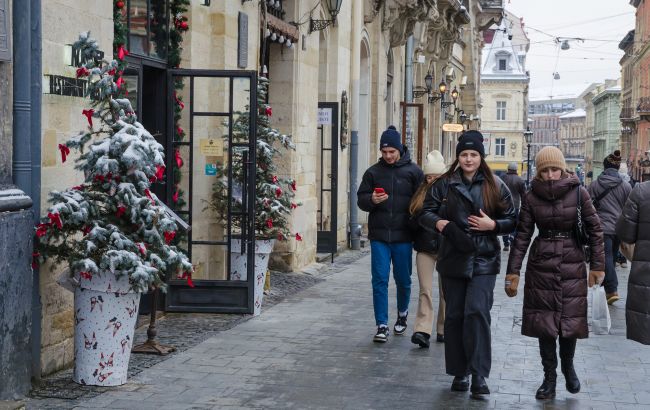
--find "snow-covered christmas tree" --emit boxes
[207,76,301,242]
[35,32,193,291]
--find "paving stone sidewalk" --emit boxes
[29,249,649,409]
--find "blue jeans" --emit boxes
[370,241,413,326]
[604,234,620,294]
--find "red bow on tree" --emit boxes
[155,165,165,181]
[58,144,70,163]
[266,218,273,228]
[144,189,154,201]
[107,68,116,76]
[36,223,48,237]
[48,212,63,229]
[277,233,284,241]
[265,106,272,116]
[82,109,94,127]
[275,187,282,198]
[164,231,176,244]
[176,126,184,138]
[76,67,90,78]
[117,45,129,60]
[116,205,127,218]
[175,149,184,168]
[82,225,92,236]
[272,175,278,183]
[172,190,179,203]
[72,185,84,191]
[116,76,124,89]
[137,243,147,256]
[174,92,185,110]
[295,233,302,241]
[79,271,93,280]
[290,203,297,209]
[290,180,297,191]
[180,271,194,288]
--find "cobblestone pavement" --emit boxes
[28,248,649,409]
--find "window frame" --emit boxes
[496,101,507,121]
[125,0,171,62]
[495,137,506,157]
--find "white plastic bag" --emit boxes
[590,285,611,335]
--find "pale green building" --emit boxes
[592,85,622,177]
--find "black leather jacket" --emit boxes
[357,148,424,243]
[420,169,516,277]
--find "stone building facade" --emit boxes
[592,84,622,177]
[559,108,586,172]
[0,0,505,382]
[479,11,529,174]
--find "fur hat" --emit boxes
[604,150,622,170]
[380,125,403,153]
[535,146,566,172]
[507,162,518,172]
[423,150,446,175]
[456,130,485,158]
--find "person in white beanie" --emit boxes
[408,150,447,348]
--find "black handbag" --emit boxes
[574,186,591,263]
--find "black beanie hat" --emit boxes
[380,125,403,153]
[456,130,485,158]
[603,150,622,170]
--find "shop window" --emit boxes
[125,0,169,60]
[495,138,505,156]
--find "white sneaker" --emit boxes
[373,326,389,343]
[394,313,408,335]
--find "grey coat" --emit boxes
[616,181,650,345]
[588,168,632,235]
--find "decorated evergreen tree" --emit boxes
[34,32,193,291]
[207,76,302,241]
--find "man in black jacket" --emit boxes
[500,162,526,251]
[357,126,424,343]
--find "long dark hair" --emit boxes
[442,158,505,216]
[409,175,441,215]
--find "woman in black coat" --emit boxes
[420,131,516,398]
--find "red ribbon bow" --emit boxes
[180,271,194,288]
[48,212,63,229]
[76,67,90,78]
[58,144,70,163]
[275,187,282,198]
[144,189,154,201]
[82,109,94,127]
[175,149,184,168]
[36,223,49,237]
[163,231,176,244]
[116,76,124,89]
[266,218,273,228]
[117,45,129,60]
[277,233,284,241]
[265,106,272,116]
[137,243,147,256]
[290,203,297,209]
[155,165,165,181]
[295,233,302,241]
[116,206,126,218]
[79,271,92,280]
[172,190,179,203]
[272,175,278,183]
[290,180,297,191]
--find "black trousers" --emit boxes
[441,274,496,378]
[538,336,577,372]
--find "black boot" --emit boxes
[536,338,557,400]
[451,375,470,392]
[559,337,580,394]
[411,332,430,348]
[470,374,490,396]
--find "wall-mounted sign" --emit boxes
[442,123,464,133]
[318,108,332,125]
[199,138,223,156]
[205,163,217,176]
[63,43,104,68]
[43,75,87,97]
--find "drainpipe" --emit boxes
[30,0,42,382]
[405,36,413,103]
[348,0,362,250]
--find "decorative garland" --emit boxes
[113,0,190,242]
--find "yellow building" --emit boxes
[479,11,530,174]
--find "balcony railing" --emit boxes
[637,97,650,114]
[620,106,633,120]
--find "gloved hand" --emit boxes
[504,274,519,297]
[588,270,605,287]
[441,221,476,253]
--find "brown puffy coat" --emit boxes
[506,174,605,339]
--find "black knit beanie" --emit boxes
[456,130,485,158]
[380,125,403,153]
[603,150,622,170]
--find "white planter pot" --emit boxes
[73,272,140,386]
[230,238,275,316]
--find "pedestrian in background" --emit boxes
[588,150,631,304]
[499,162,526,252]
[409,150,446,349]
[505,146,605,400]
[616,181,650,345]
[357,125,424,343]
[420,131,516,398]
[616,162,631,268]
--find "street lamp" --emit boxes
[524,126,534,187]
[309,0,343,33]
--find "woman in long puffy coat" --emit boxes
[505,146,605,400]
[420,131,516,398]
[616,180,650,345]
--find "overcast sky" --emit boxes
[505,0,635,100]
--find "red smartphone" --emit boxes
[374,187,385,194]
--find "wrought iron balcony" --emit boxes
[637,97,650,115]
[620,106,633,120]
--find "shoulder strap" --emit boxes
[594,184,615,203]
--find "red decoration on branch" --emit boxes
[174,92,185,110]
[295,233,302,241]
[116,76,124,89]
[266,218,273,228]
[72,185,84,191]
[94,174,105,183]
[82,225,92,236]
[144,189,154,201]
[275,187,282,198]
[172,190,179,203]
[290,203,297,209]
[265,106,272,116]
[117,45,129,60]
[58,144,70,163]
[176,125,184,137]
[272,175,278,183]
[180,271,194,288]
[79,271,93,280]
[290,180,297,191]
[163,231,176,244]
[116,205,126,218]
[137,243,147,256]
[82,109,95,127]
[155,165,165,181]
[48,212,63,229]
[116,0,125,9]
[175,149,184,168]
[76,67,90,78]
[277,233,284,241]
[36,223,48,237]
